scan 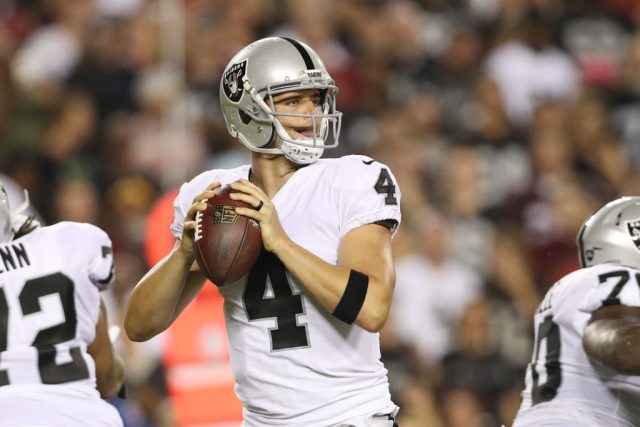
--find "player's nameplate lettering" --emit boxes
[0,243,30,274]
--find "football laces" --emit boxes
[194,210,203,242]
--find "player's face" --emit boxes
[271,89,323,140]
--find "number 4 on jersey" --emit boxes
[244,251,309,351]
[374,168,398,206]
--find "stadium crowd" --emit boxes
[1,0,640,426]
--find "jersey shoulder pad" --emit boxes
[47,222,114,290]
[326,155,401,237]
[324,155,387,181]
[323,155,397,194]
[47,222,110,245]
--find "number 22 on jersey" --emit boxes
[0,273,89,385]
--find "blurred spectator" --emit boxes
[485,9,580,128]
[611,32,640,169]
[389,210,483,363]
[441,296,526,426]
[11,1,94,95]
[52,177,101,224]
[121,66,208,188]
[467,75,532,214]
[438,144,497,278]
[562,6,628,88]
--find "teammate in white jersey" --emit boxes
[0,182,124,426]
[125,37,401,427]
[513,196,640,427]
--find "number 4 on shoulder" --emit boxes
[373,168,398,206]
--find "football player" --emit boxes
[513,196,640,426]
[125,37,401,427]
[0,182,124,426]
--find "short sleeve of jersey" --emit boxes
[170,181,190,240]
[61,223,115,291]
[578,265,640,314]
[337,156,402,238]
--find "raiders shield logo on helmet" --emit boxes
[223,60,247,103]
[627,220,640,250]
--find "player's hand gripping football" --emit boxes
[230,179,287,253]
[180,182,221,257]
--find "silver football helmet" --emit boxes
[577,196,640,269]
[219,37,342,164]
[0,183,11,242]
[0,180,39,242]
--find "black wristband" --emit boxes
[333,270,369,324]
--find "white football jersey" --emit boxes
[172,155,402,426]
[0,222,122,427]
[514,263,640,427]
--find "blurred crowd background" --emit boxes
[1,0,640,426]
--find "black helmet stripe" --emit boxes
[281,37,315,70]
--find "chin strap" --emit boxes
[280,140,324,164]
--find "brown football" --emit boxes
[193,185,262,286]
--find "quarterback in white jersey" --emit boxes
[170,155,400,425]
[125,37,401,427]
[0,183,124,426]
[514,197,640,427]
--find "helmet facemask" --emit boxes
[241,72,341,164]
[0,181,39,243]
[0,185,12,243]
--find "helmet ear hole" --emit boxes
[268,125,275,145]
[239,110,252,125]
[0,184,12,242]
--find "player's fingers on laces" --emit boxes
[183,219,196,233]
[185,199,208,220]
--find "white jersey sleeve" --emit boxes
[82,225,115,291]
[335,156,401,238]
